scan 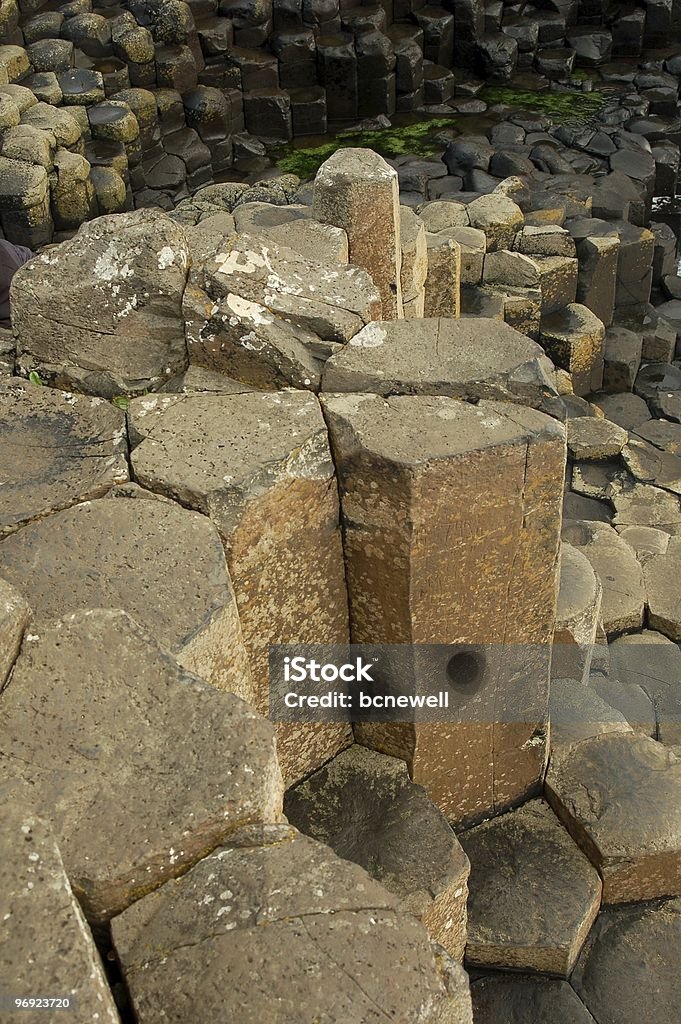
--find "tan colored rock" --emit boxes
[622,437,681,496]
[610,480,681,531]
[540,303,606,397]
[0,378,128,536]
[285,744,470,959]
[467,193,524,251]
[323,394,565,824]
[553,542,602,683]
[546,732,681,903]
[399,205,427,303]
[130,390,351,784]
[609,631,681,745]
[232,201,349,264]
[313,147,403,319]
[0,576,29,688]
[562,520,645,636]
[640,537,681,642]
[1,807,119,1023]
[617,524,671,558]
[418,199,469,232]
[0,496,252,701]
[567,416,628,460]
[460,800,601,975]
[0,610,283,923]
[112,825,473,1024]
[424,232,461,318]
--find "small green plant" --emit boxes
[28,370,43,386]
[112,395,130,411]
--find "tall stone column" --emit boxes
[313,147,403,320]
[323,393,566,826]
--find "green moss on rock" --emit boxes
[481,85,606,124]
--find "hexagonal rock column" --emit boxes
[0,497,253,703]
[0,610,283,923]
[539,303,606,397]
[313,148,403,320]
[323,394,566,825]
[609,632,681,745]
[285,744,470,959]
[1,808,119,1023]
[321,317,559,416]
[0,576,29,687]
[546,732,681,903]
[112,825,473,1024]
[460,799,601,976]
[129,391,351,785]
[184,231,380,391]
[12,209,189,398]
[571,899,681,1024]
[0,378,128,537]
[552,542,602,683]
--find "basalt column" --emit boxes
[323,394,566,826]
[313,148,403,320]
[129,390,352,785]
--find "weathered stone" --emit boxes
[592,391,651,430]
[622,437,681,496]
[553,542,602,683]
[514,225,576,258]
[0,576,29,688]
[467,193,524,251]
[13,210,189,397]
[0,610,282,923]
[483,250,540,289]
[418,199,469,232]
[324,394,565,825]
[637,538,681,642]
[572,899,681,1024]
[635,361,681,419]
[472,975,597,1024]
[112,824,473,1024]
[550,678,632,758]
[634,418,681,455]
[130,390,351,785]
[0,496,252,701]
[615,222,654,308]
[540,303,606,397]
[609,631,681,744]
[546,732,681,902]
[571,460,623,501]
[562,520,645,636]
[460,800,601,975]
[313,148,402,319]
[50,148,96,230]
[322,317,559,414]
[618,524,671,557]
[590,672,657,739]
[0,378,127,537]
[575,233,619,328]
[610,480,681,531]
[90,165,127,215]
[400,205,427,303]
[21,102,81,148]
[424,232,461,318]
[285,744,470,959]
[602,326,643,392]
[233,202,348,264]
[0,156,48,211]
[1,807,119,1022]
[185,233,379,390]
[567,417,627,460]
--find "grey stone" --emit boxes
[0,378,128,537]
[622,437,681,496]
[602,326,642,392]
[639,538,681,643]
[553,543,602,683]
[460,800,601,975]
[609,631,681,744]
[634,419,681,455]
[1,807,119,1023]
[540,304,606,397]
[112,825,473,1024]
[591,392,651,430]
[418,199,470,232]
[590,672,657,738]
[610,480,681,531]
[424,232,461,318]
[233,202,349,264]
[467,193,524,251]
[285,744,470,959]
[472,975,597,1024]
[566,417,627,460]
[0,576,29,689]
[0,609,282,923]
[550,679,632,758]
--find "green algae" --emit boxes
[275,117,457,179]
[481,85,606,125]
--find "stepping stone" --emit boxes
[0,610,282,923]
[546,732,681,902]
[13,210,190,398]
[590,673,657,738]
[621,437,681,495]
[609,631,681,744]
[563,491,612,523]
[459,800,601,976]
[570,459,622,500]
[550,678,632,760]
[634,362,681,416]
[639,537,681,643]
[321,317,559,414]
[472,975,597,1024]
[540,303,606,397]
[572,899,681,1024]
[129,391,351,785]
[285,745,470,959]
[1,807,119,1022]
[617,524,670,557]
[0,497,252,701]
[0,378,128,537]
[610,480,681,531]
[633,418,681,455]
[112,825,473,1024]
[553,543,602,683]
[323,394,565,825]
[0,576,29,688]
[567,416,627,460]
[561,521,645,636]
[591,392,651,430]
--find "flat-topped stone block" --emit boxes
[0,609,282,923]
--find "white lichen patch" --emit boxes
[350,323,387,348]
[226,293,272,327]
[93,242,134,283]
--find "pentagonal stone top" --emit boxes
[0,378,128,536]
[0,497,251,698]
[572,899,681,1024]
[0,609,282,923]
[321,317,558,413]
[459,799,601,976]
[322,393,565,467]
[546,732,681,903]
[130,391,336,536]
[1,807,119,1022]
[112,824,471,1024]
